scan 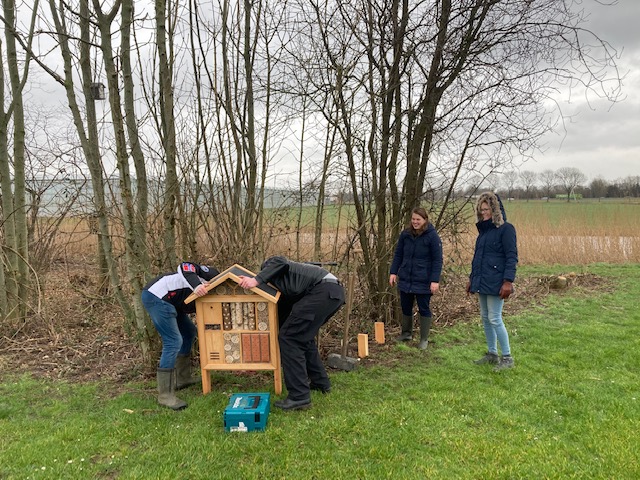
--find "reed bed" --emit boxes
[505,200,640,264]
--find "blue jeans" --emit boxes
[141,290,197,369]
[478,294,511,356]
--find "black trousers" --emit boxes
[278,282,345,400]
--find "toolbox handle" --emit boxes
[248,396,260,409]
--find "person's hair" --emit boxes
[406,207,429,235]
[475,191,505,226]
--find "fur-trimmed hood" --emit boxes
[475,191,507,227]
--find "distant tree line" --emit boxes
[484,167,640,201]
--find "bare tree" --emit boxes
[502,171,520,200]
[589,176,609,199]
[176,0,294,266]
[519,170,538,200]
[556,166,587,202]
[539,169,556,201]
[0,0,38,325]
[31,0,154,357]
[285,0,622,322]
[5,0,624,333]
[618,175,640,198]
[155,0,179,267]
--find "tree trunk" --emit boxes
[0,0,36,324]
[155,0,179,267]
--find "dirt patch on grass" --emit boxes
[0,262,143,384]
[0,264,611,386]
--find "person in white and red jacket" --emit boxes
[142,262,219,410]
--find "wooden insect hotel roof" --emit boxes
[185,264,280,304]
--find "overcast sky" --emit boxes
[30,0,638,184]
[528,0,640,181]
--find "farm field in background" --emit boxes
[219,199,640,265]
[47,198,640,266]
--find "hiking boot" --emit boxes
[473,352,499,365]
[493,355,515,371]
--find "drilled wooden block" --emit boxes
[259,333,270,362]
[244,303,256,330]
[241,334,253,362]
[239,333,271,363]
[251,334,261,360]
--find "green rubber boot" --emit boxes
[157,368,187,410]
[175,354,200,390]
[397,315,413,342]
[418,316,431,350]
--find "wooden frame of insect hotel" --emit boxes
[185,264,282,395]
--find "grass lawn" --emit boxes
[1,264,639,479]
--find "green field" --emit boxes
[267,198,640,234]
[505,198,640,233]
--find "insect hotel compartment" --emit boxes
[188,264,282,395]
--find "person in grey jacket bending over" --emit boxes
[238,256,345,411]
[467,192,518,371]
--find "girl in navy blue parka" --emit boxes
[467,192,518,371]
[390,207,443,349]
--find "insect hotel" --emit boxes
[184,264,282,395]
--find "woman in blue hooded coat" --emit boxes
[390,207,443,349]
[467,192,518,371]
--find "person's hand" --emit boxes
[194,284,208,297]
[499,281,514,300]
[389,274,397,287]
[238,275,258,289]
[430,282,440,294]
[466,280,472,295]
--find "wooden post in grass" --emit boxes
[374,322,385,344]
[358,333,369,358]
[341,272,356,357]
